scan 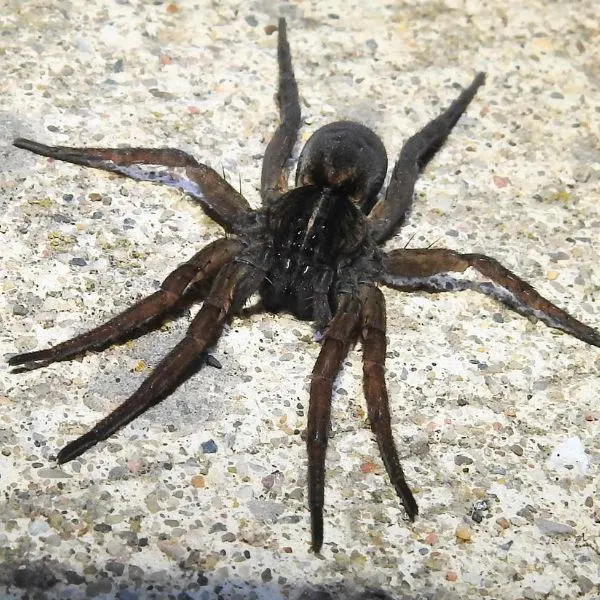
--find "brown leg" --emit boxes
[13,139,253,234]
[307,295,361,553]
[56,258,266,464]
[368,73,485,243]
[9,238,242,371]
[381,248,600,347]
[359,285,418,521]
[260,18,301,205]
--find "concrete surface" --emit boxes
[1,0,599,599]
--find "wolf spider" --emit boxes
[10,19,600,552]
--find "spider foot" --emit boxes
[56,431,99,464]
[7,351,53,372]
[310,507,324,554]
[398,484,419,522]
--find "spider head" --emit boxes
[268,185,368,266]
[295,121,388,214]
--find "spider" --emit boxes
[9,18,600,553]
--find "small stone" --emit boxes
[191,475,205,488]
[493,175,510,188]
[247,499,286,522]
[105,560,125,576]
[86,580,112,596]
[128,565,144,580]
[489,465,507,475]
[158,539,186,561]
[70,257,87,267]
[261,568,273,582]
[365,38,378,53]
[221,532,236,542]
[454,454,473,466]
[496,517,510,529]
[28,517,50,535]
[584,496,593,508]
[471,511,484,524]
[201,439,217,454]
[577,575,594,595]
[108,466,128,480]
[455,525,472,542]
[424,532,438,545]
[65,571,85,585]
[425,551,449,571]
[209,522,227,533]
[12,304,28,316]
[446,571,458,582]
[510,444,524,456]
[516,505,536,522]
[535,518,574,536]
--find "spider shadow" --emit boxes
[0,555,409,599]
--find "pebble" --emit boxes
[577,576,595,595]
[489,465,507,475]
[510,444,524,456]
[191,475,205,488]
[28,517,50,536]
[455,525,472,542]
[201,439,218,454]
[37,467,72,479]
[247,499,286,522]
[158,539,187,561]
[424,532,438,545]
[12,304,28,316]
[535,518,575,536]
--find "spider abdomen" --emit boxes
[295,121,388,214]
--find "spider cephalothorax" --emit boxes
[10,18,599,553]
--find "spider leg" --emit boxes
[260,17,301,205]
[359,284,418,521]
[9,238,242,371]
[368,73,485,243]
[307,294,361,553]
[381,248,600,347]
[56,257,268,464]
[13,139,253,234]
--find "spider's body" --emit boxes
[263,186,370,322]
[10,19,600,553]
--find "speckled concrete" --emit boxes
[1,1,599,599]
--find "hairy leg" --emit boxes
[9,238,243,370]
[260,18,302,205]
[381,247,600,347]
[307,294,361,553]
[359,285,418,520]
[368,73,485,242]
[56,257,267,464]
[13,140,253,234]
